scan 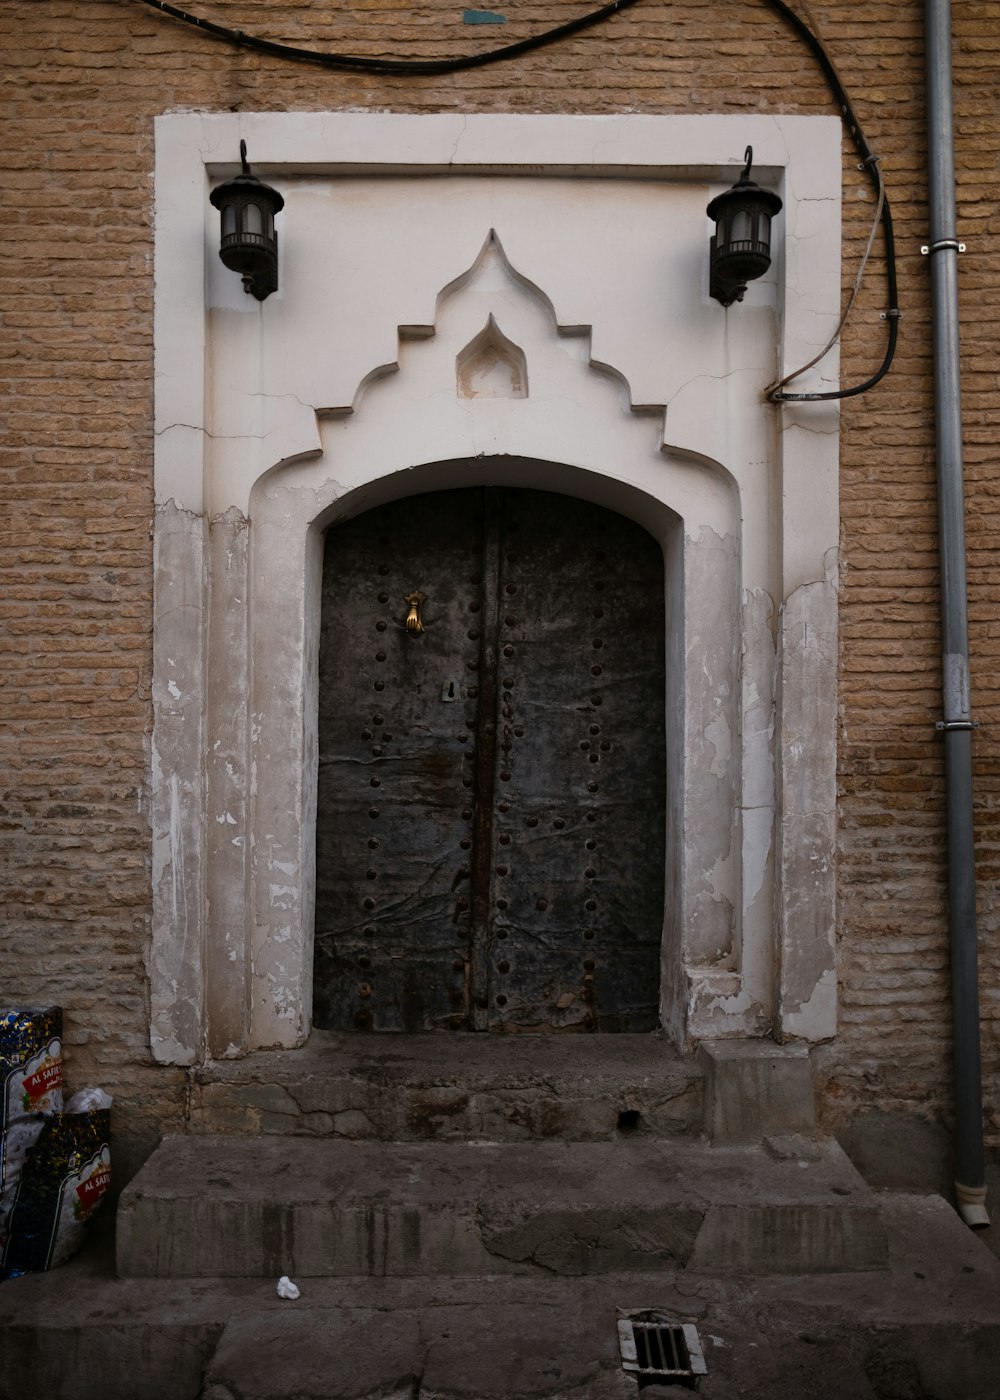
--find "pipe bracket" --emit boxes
[935,720,979,732]
[921,238,966,255]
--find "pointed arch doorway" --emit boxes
[314,485,667,1034]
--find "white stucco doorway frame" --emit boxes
[151,113,842,1064]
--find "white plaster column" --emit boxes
[150,503,206,1064]
[204,509,253,1057]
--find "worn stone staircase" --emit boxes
[123,1036,887,1278]
[2,1036,999,1400]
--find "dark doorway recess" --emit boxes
[314,486,666,1033]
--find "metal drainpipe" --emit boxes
[924,0,989,1228]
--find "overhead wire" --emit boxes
[133,0,900,402]
[133,0,643,75]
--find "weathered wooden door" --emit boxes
[314,487,665,1032]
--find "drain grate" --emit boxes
[618,1314,707,1389]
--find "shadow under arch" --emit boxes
[305,454,691,542]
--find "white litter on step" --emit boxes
[276,1275,300,1300]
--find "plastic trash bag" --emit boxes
[1,1008,64,1244]
[1,1096,112,1280]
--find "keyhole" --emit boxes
[442,677,461,703]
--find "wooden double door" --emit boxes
[314,487,666,1032]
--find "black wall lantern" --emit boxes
[209,141,284,301]
[706,147,783,308]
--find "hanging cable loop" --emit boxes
[765,152,888,400]
[762,1,900,402]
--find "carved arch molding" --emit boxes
[151,114,842,1062]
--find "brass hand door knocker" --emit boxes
[404,591,426,635]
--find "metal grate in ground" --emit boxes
[618,1312,707,1389]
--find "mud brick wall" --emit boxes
[0,0,997,1175]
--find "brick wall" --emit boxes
[0,0,997,1170]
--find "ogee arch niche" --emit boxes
[314,485,667,1033]
[151,115,841,1065]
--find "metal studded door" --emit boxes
[314,487,665,1032]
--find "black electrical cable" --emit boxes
[133,0,642,75]
[134,0,899,401]
[762,0,900,401]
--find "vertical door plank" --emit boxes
[314,492,484,1030]
[487,490,665,1031]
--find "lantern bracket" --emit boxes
[209,141,285,302]
[706,146,783,308]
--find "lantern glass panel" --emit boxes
[222,204,237,238]
[730,209,753,244]
[245,203,263,236]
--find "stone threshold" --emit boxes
[187,1031,704,1142]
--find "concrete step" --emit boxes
[3,1196,999,1400]
[187,1032,704,1142]
[117,1134,888,1280]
